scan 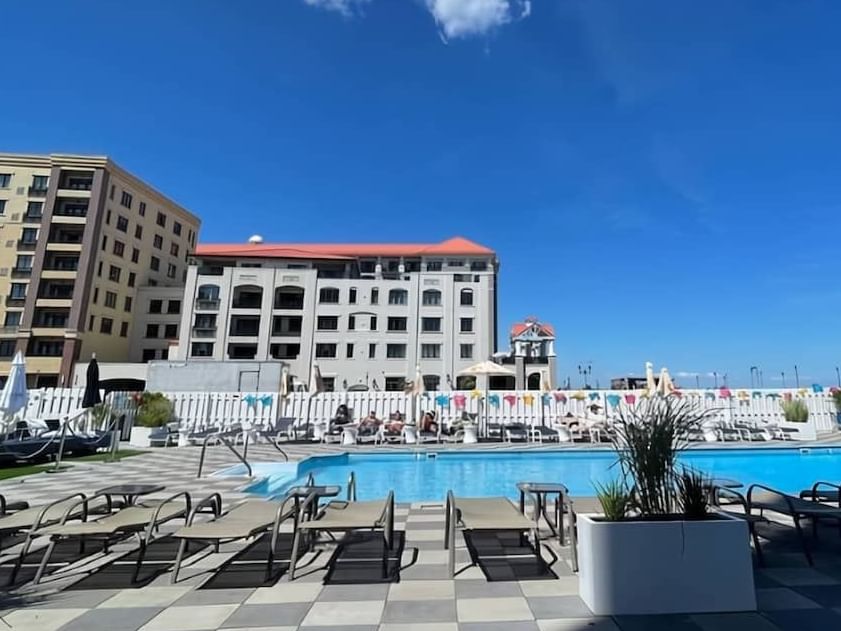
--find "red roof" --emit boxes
[510,320,555,337]
[195,236,494,259]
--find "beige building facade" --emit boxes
[0,153,200,386]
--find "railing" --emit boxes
[194,298,220,310]
[191,326,217,338]
[347,471,357,501]
[197,430,253,478]
[10,267,32,278]
[28,186,48,197]
[16,240,37,251]
[23,213,43,222]
[5,295,26,306]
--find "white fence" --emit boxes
[23,386,839,441]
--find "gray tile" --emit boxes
[299,627,377,631]
[793,585,841,607]
[221,603,311,627]
[40,590,119,609]
[319,583,390,601]
[174,588,255,606]
[57,607,162,631]
[690,612,782,631]
[460,622,539,631]
[527,596,592,619]
[614,614,702,631]
[756,588,821,611]
[456,580,522,599]
[401,564,452,580]
[763,608,841,630]
[382,600,457,623]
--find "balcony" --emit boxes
[6,296,26,307]
[11,267,32,278]
[53,201,88,218]
[58,173,93,191]
[191,326,217,338]
[194,298,220,311]
[23,212,42,223]
[17,240,37,251]
[28,186,48,197]
[0,326,19,335]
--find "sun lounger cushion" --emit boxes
[299,499,388,531]
[42,503,187,537]
[0,497,85,533]
[454,497,535,531]
[174,500,285,540]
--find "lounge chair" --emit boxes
[747,484,841,566]
[171,493,305,583]
[711,486,768,566]
[32,491,191,584]
[800,482,841,505]
[503,424,529,442]
[289,491,395,579]
[529,426,564,443]
[445,492,539,577]
[0,494,29,515]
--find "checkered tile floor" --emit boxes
[1,444,841,630]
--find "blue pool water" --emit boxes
[242,447,841,502]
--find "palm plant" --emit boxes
[595,479,630,521]
[610,396,714,517]
[677,467,709,519]
[780,399,809,423]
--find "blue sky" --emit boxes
[4,0,841,387]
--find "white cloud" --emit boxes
[303,0,371,17]
[425,0,531,40]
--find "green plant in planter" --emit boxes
[90,403,116,428]
[595,479,630,521]
[780,399,809,423]
[609,396,715,518]
[677,467,709,519]
[831,391,841,414]
[136,392,174,428]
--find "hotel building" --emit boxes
[174,237,498,391]
[0,153,200,386]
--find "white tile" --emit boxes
[1,608,86,631]
[411,550,449,565]
[454,566,486,580]
[301,600,384,626]
[140,604,238,631]
[380,625,458,631]
[457,597,534,622]
[520,577,579,597]
[389,580,455,600]
[407,514,447,522]
[246,583,323,604]
[99,586,191,608]
[405,529,442,541]
[224,628,298,631]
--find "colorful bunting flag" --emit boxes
[606,394,621,408]
[588,392,600,401]
[453,394,466,410]
[488,394,500,407]
[752,391,762,399]
[541,393,551,405]
[503,394,518,406]
[811,384,823,393]
[719,387,732,399]
[523,393,535,405]
[554,392,567,403]
[571,391,586,401]
[624,394,636,405]
[470,389,482,399]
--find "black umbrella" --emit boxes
[82,356,102,408]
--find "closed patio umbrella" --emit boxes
[0,351,28,431]
[459,361,516,436]
[305,363,325,439]
[410,365,424,425]
[82,355,102,409]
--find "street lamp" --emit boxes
[695,374,700,389]
[781,371,786,388]
[794,365,800,388]
[836,366,840,388]
[750,366,758,388]
[577,363,592,389]
[713,371,718,388]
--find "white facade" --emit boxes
[129,286,183,362]
[172,239,498,391]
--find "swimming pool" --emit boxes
[242,447,841,502]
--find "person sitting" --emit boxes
[331,404,352,431]
[359,411,380,435]
[385,411,404,433]
[421,410,439,434]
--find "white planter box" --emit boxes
[578,513,756,615]
[127,426,152,448]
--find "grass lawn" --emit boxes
[0,450,145,481]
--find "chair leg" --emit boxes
[9,533,35,586]
[750,523,765,567]
[131,539,148,585]
[289,528,303,580]
[33,538,58,585]
[171,539,188,584]
[794,516,814,566]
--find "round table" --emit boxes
[517,482,569,543]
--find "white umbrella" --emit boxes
[0,351,28,430]
[410,365,424,424]
[305,363,325,439]
[645,361,657,397]
[459,361,516,436]
[657,367,675,396]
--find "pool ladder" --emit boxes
[196,429,289,478]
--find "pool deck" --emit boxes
[1,439,841,630]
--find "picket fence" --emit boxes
[22,386,839,441]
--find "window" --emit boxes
[142,349,157,362]
[153,234,163,249]
[108,265,121,282]
[145,324,159,338]
[388,289,408,305]
[0,340,14,358]
[32,175,49,191]
[421,343,441,359]
[368,343,376,358]
[197,284,219,300]
[0,200,5,215]
[15,255,33,271]
[170,243,179,257]
[470,260,488,271]
[139,201,146,217]
[423,375,440,391]
[101,235,107,250]
[92,287,99,304]
[421,317,441,333]
[387,317,407,332]
[315,343,337,358]
[460,344,473,359]
[460,288,474,306]
[0,174,10,188]
[167,300,181,314]
[426,260,442,271]
[4,312,21,327]
[319,287,339,304]
[422,289,441,306]
[349,287,357,304]
[135,225,143,239]
[370,315,377,330]
[124,296,133,312]
[113,240,125,257]
[26,201,43,219]
[164,324,178,338]
[270,343,300,359]
[191,342,214,357]
[460,317,473,333]
[150,256,160,271]
[149,299,162,313]
[156,212,166,227]
[9,283,26,299]
[100,317,113,334]
[317,316,338,330]
[321,377,336,392]
[370,288,379,305]
[131,248,139,263]
[120,191,133,208]
[385,377,404,391]
[167,263,177,279]
[274,286,304,309]
[104,291,117,308]
[116,215,128,232]
[173,221,182,236]
[89,315,95,331]
[386,344,406,359]
[128,272,136,287]
[448,259,465,268]
[346,343,354,358]
[105,209,112,225]
[109,184,115,200]
[119,322,129,337]
[348,315,355,330]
